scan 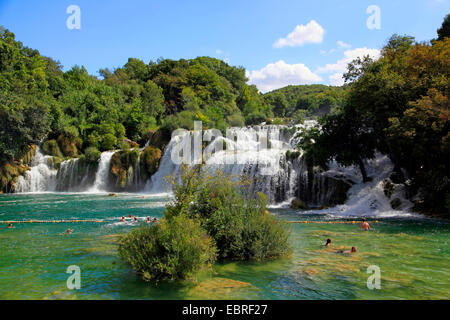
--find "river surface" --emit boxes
[0,193,448,300]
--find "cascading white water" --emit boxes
[14,147,58,193]
[12,122,412,216]
[88,151,116,193]
[146,122,317,203]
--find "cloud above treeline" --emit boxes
[246,20,381,92]
[247,60,322,93]
[316,47,380,85]
[273,20,325,48]
[248,48,380,91]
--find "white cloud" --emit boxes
[329,73,345,86]
[317,47,380,84]
[215,49,222,54]
[337,40,352,49]
[248,60,322,93]
[274,20,325,48]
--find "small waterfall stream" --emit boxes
[88,151,116,193]
[14,147,58,193]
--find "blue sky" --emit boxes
[0,0,448,91]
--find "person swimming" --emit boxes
[134,217,138,223]
[120,216,126,222]
[341,246,357,254]
[7,223,13,229]
[129,214,133,218]
[152,218,158,223]
[146,217,151,224]
[360,218,371,231]
[66,228,72,234]
[323,239,332,247]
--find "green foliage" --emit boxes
[42,139,63,158]
[437,14,450,41]
[165,166,292,261]
[299,26,450,213]
[84,146,101,163]
[264,85,345,119]
[118,215,217,282]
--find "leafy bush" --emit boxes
[84,146,101,163]
[118,214,217,282]
[165,167,292,261]
[42,139,63,158]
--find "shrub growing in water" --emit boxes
[118,214,216,282]
[165,166,292,261]
[119,166,291,282]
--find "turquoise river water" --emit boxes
[0,193,448,300]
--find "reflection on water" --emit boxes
[0,193,448,300]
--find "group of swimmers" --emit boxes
[120,215,158,224]
[322,218,371,254]
[6,213,160,233]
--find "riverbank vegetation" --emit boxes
[298,16,450,214]
[118,166,291,281]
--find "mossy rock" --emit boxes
[390,198,402,210]
[110,149,141,190]
[22,145,37,165]
[0,161,29,192]
[57,134,80,158]
[42,140,63,158]
[141,146,162,178]
[383,179,396,199]
[291,198,310,210]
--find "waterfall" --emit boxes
[12,122,412,216]
[89,151,116,193]
[135,156,141,191]
[145,121,331,204]
[14,147,58,193]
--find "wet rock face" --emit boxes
[0,145,36,192]
[141,146,162,178]
[291,198,309,210]
[42,140,63,158]
[109,149,140,191]
[108,147,162,192]
[296,172,352,208]
[56,134,80,158]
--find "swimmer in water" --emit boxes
[66,228,72,234]
[152,218,158,223]
[146,217,151,224]
[8,223,13,229]
[360,218,371,231]
[134,217,138,223]
[323,238,332,247]
[129,214,133,218]
[341,246,357,254]
[120,216,126,222]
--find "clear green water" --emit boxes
[0,193,448,300]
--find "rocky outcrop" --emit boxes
[140,146,162,180]
[0,145,36,192]
[296,169,352,208]
[109,149,140,190]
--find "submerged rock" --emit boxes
[291,198,310,210]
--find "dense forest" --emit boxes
[0,26,343,192]
[263,84,345,122]
[1,14,449,215]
